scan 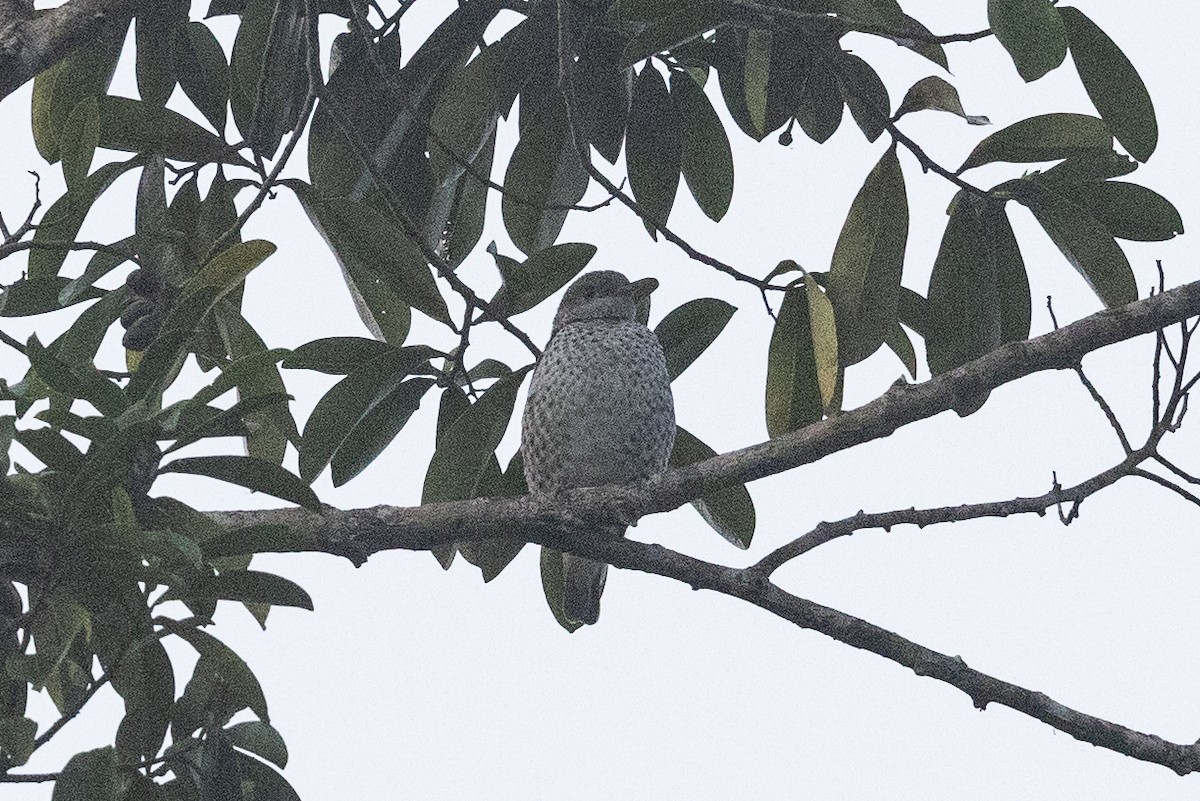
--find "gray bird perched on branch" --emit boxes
[521,270,676,627]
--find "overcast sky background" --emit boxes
[5,1,1200,798]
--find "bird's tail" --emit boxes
[563,553,608,625]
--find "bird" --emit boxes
[521,270,676,626]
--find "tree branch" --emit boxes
[209,477,1200,776]
[204,280,1200,774]
[752,447,1151,573]
[0,238,140,266]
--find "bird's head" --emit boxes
[552,270,638,332]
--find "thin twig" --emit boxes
[0,773,59,783]
[1154,454,1200,485]
[32,673,111,749]
[0,239,141,265]
[5,172,42,243]
[752,445,1154,574]
[1133,468,1200,507]
[0,328,26,354]
[724,0,991,45]
[886,116,985,196]
[1074,365,1131,454]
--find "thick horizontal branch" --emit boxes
[0,0,137,103]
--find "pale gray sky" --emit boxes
[5,1,1200,798]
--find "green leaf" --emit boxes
[112,638,174,762]
[36,409,118,445]
[283,337,396,374]
[297,188,450,327]
[61,97,100,189]
[161,455,321,511]
[172,570,314,610]
[185,239,276,294]
[669,426,755,548]
[804,274,839,410]
[827,147,908,366]
[490,243,598,317]
[219,311,298,465]
[163,393,291,455]
[426,30,528,222]
[229,0,308,159]
[95,95,249,165]
[53,286,127,368]
[331,377,436,486]
[136,155,169,273]
[29,157,145,279]
[883,321,917,379]
[540,547,583,633]
[166,625,268,730]
[1009,179,1135,309]
[578,28,632,164]
[305,30,410,200]
[52,747,119,801]
[891,13,948,70]
[194,169,241,258]
[1060,181,1183,241]
[0,278,103,317]
[460,453,528,581]
[626,65,682,233]
[0,716,37,768]
[765,285,823,438]
[235,751,303,801]
[744,30,771,136]
[926,193,1030,376]
[135,2,184,106]
[838,53,890,142]
[894,76,989,125]
[174,21,230,133]
[121,283,228,402]
[227,720,289,769]
[422,368,530,504]
[298,347,436,482]
[502,80,590,255]
[654,298,736,382]
[27,336,128,417]
[795,52,843,144]
[31,25,126,164]
[0,416,14,475]
[59,236,136,305]
[1060,6,1156,162]
[671,70,734,222]
[988,0,1067,82]
[187,348,290,408]
[958,113,1111,172]
[1036,151,1138,184]
[15,427,85,472]
[424,30,529,259]
[711,30,758,141]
